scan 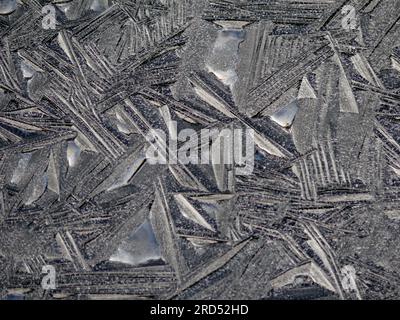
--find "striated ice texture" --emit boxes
[1,0,400,301]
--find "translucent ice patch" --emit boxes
[20,60,36,79]
[11,152,32,184]
[174,194,215,232]
[55,2,74,20]
[207,69,238,90]
[67,140,81,168]
[115,110,131,134]
[0,0,16,15]
[90,0,109,12]
[56,3,70,14]
[109,220,163,267]
[107,154,146,191]
[27,73,47,101]
[25,174,48,205]
[200,202,219,216]
[47,151,59,195]
[271,101,299,128]
[206,28,245,90]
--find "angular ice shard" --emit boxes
[115,110,132,135]
[25,174,47,206]
[106,153,146,191]
[174,194,215,232]
[206,27,245,91]
[20,61,36,80]
[109,220,164,267]
[47,151,60,195]
[11,153,32,185]
[298,76,317,100]
[67,140,81,168]
[270,101,299,128]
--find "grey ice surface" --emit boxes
[0,0,400,300]
[0,0,16,15]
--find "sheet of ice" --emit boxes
[270,101,299,128]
